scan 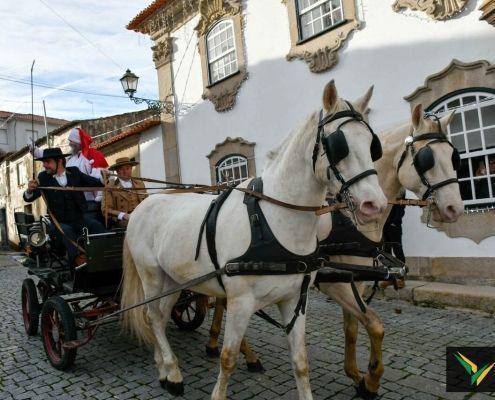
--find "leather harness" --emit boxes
[195,177,322,334]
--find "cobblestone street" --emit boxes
[1,255,494,400]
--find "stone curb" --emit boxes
[366,280,495,314]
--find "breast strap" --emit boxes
[229,177,318,265]
[195,178,320,291]
[319,210,382,258]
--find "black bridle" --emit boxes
[397,114,460,201]
[312,101,382,204]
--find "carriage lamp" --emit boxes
[28,228,47,248]
[120,69,174,114]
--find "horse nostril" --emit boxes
[444,205,461,221]
[360,200,380,216]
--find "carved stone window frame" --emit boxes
[404,59,495,242]
[283,0,362,73]
[206,137,256,185]
[392,0,469,20]
[195,0,247,112]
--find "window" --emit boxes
[0,128,7,144]
[216,155,248,185]
[297,0,344,41]
[431,90,495,208]
[26,129,40,142]
[16,162,27,187]
[206,20,238,84]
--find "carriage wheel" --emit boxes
[40,296,77,370]
[21,279,40,336]
[171,292,208,331]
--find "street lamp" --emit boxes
[120,69,174,114]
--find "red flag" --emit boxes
[76,128,108,168]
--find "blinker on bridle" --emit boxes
[396,112,460,201]
[312,100,383,204]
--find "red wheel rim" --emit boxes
[22,289,31,330]
[42,309,65,364]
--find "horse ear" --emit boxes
[354,85,374,113]
[323,80,338,112]
[439,110,455,132]
[412,103,424,129]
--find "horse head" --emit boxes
[313,80,387,223]
[397,103,464,222]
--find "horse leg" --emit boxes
[211,297,253,400]
[278,296,313,400]
[343,310,361,385]
[240,336,264,372]
[206,298,225,358]
[143,275,183,396]
[325,282,384,399]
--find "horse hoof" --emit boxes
[246,359,264,373]
[356,378,378,400]
[160,379,184,396]
[205,345,220,358]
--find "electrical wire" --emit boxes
[0,75,128,98]
[37,0,122,69]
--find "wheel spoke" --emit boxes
[185,307,192,322]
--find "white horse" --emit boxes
[121,80,387,400]
[316,103,464,398]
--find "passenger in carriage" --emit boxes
[24,147,105,267]
[101,157,147,228]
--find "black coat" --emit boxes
[24,167,103,224]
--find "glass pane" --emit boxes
[462,95,477,106]
[466,130,482,152]
[464,109,480,131]
[459,180,473,200]
[489,154,495,176]
[447,99,460,109]
[472,156,487,177]
[484,127,495,150]
[457,158,470,179]
[449,113,463,133]
[234,166,240,180]
[332,9,342,23]
[481,104,495,127]
[474,177,489,199]
[451,134,466,152]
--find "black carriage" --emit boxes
[16,212,208,370]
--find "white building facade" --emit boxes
[0,112,68,155]
[128,0,495,283]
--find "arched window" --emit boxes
[216,155,248,185]
[430,90,495,208]
[206,20,238,84]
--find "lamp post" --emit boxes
[120,69,174,114]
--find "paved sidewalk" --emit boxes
[1,255,494,399]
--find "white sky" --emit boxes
[0,0,157,121]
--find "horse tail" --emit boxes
[121,237,156,346]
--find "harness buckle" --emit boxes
[297,262,308,273]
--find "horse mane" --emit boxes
[263,111,319,169]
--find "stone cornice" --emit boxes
[207,136,255,159]
[480,0,495,26]
[194,0,241,36]
[404,59,495,102]
[392,0,469,20]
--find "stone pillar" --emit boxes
[152,35,181,183]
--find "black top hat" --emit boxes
[35,147,71,161]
